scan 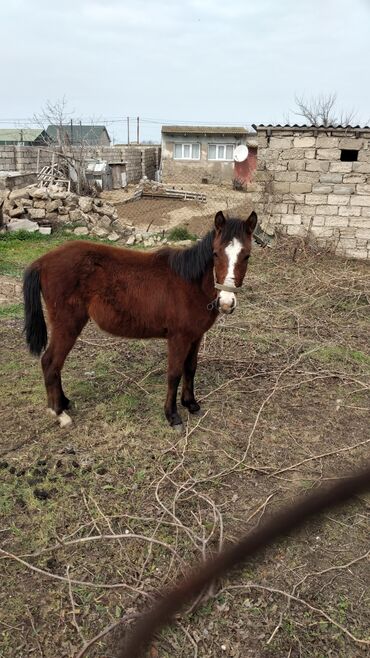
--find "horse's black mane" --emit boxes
[161,218,248,282]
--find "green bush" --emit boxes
[167,226,197,241]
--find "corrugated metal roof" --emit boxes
[253,123,370,131]
[162,125,249,135]
[0,128,44,142]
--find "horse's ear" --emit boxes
[214,211,226,231]
[244,211,257,234]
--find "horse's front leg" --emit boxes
[181,337,202,414]
[165,336,192,428]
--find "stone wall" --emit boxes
[0,145,161,184]
[250,127,370,259]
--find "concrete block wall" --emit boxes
[0,145,160,184]
[250,128,370,259]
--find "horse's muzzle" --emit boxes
[217,297,236,315]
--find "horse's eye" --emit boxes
[213,251,218,258]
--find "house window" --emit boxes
[340,149,358,162]
[173,143,200,160]
[208,144,235,161]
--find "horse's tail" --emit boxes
[23,264,47,356]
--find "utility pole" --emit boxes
[70,118,74,144]
[127,117,130,145]
[137,116,140,144]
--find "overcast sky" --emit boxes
[1,0,369,142]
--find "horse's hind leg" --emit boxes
[181,337,202,414]
[42,313,87,426]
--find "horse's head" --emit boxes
[212,210,257,314]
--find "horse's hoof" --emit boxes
[47,408,57,417]
[181,399,201,414]
[191,408,205,417]
[172,422,184,434]
[58,411,73,428]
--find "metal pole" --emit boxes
[137,116,140,144]
[70,118,73,144]
[127,117,130,145]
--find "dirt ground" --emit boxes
[0,235,369,658]
[102,184,253,236]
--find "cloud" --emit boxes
[0,0,369,140]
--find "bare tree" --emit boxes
[33,97,95,194]
[293,93,357,127]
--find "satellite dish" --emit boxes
[234,144,249,162]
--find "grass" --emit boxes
[166,225,197,241]
[0,235,369,657]
[0,229,112,277]
[0,303,24,318]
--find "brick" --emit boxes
[306,161,329,172]
[352,162,370,173]
[350,196,370,206]
[290,182,312,193]
[316,205,339,215]
[312,184,332,194]
[350,217,370,228]
[332,185,355,195]
[266,161,287,171]
[355,228,370,239]
[316,136,339,148]
[339,206,361,217]
[282,214,302,225]
[293,136,316,148]
[280,149,305,160]
[288,160,305,171]
[283,193,305,203]
[328,194,350,205]
[274,171,297,182]
[356,184,370,195]
[324,217,349,227]
[338,138,363,150]
[312,217,325,226]
[305,194,328,205]
[330,162,353,173]
[269,137,293,149]
[344,249,368,259]
[311,227,334,238]
[317,148,341,160]
[297,172,320,182]
[271,203,289,213]
[305,149,316,159]
[338,238,357,248]
[293,204,316,215]
[358,151,370,163]
[286,225,306,236]
[343,173,366,184]
[319,173,343,184]
[361,207,370,217]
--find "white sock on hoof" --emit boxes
[58,411,72,428]
[47,408,57,417]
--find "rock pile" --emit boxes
[0,185,124,240]
[0,184,175,247]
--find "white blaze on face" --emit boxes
[219,238,243,308]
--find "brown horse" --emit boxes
[23,210,257,428]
